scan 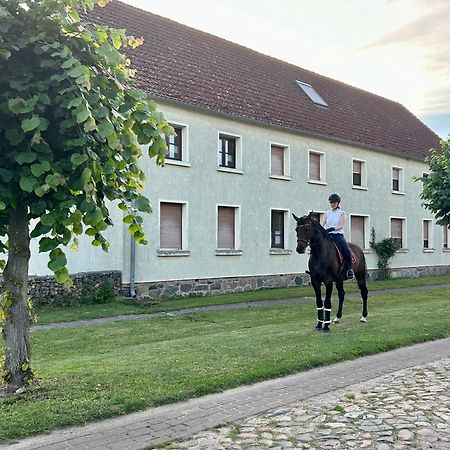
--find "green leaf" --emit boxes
[5,128,24,145]
[48,252,67,272]
[40,213,56,226]
[22,116,41,132]
[80,167,92,187]
[76,107,90,124]
[71,153,89,166]
[15,152,37,165]
[38,237,58,252]
[30,161,51,177]
[0,169,13,183]
[0,202,5,211]
[84,207,103,226]
[54,268,71,285]
[97,120,114,139]
[61,57,77,69]
[67,65,87,78]
[134,196,151,213]
[45,173,62,188]
[19,176,39,193]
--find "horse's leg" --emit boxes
[311,278,323,330]
[356,272,369,322]
[333,280,345,323]
[322,281,333,332]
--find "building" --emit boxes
[28,1,449,300]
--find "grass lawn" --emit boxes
[1,287,449,442]
[35,274,450,325]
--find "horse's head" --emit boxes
[292,212,319,254]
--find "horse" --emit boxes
[292,212,368,332]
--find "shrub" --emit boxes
[370,228,399,280]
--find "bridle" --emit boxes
[296,221,322,247]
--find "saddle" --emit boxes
[332,242,357,265]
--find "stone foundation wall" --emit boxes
[0,271,122,307]
[130,264,450,300]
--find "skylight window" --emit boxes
[296,81,328,107]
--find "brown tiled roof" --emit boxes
[87,1,440,160]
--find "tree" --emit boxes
[419,137,450,227]
[0,0,171,392]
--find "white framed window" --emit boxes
[350,215,369,249]
[390,217,407,250]
[158,201,189,256]
[308,150,326,184]
[270,209,291,252]
[392,166,404,194]
[443,226,449,250]
[352,159,367,189]
[269,142,290,180]
[164,122,190,167]
[422,219,433,251]
[217,132,243,173]
[216,204,242,255]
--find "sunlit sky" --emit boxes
[120,0,450,140]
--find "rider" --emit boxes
[321,193,354,280]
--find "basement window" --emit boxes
[296,80,328,107]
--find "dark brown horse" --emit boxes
[293,213,368,331]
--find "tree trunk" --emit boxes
[2,205,31,392]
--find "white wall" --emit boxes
[130,102,448,283]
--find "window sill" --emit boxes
[157,250,190,257]
[391,190,405,196]
[352,185,368,191]
[422,248,435,253]
[164,160,191,168]
[269,248,292,255]
[269,175,291,181]
[217,167,244,175]
[215,249,243,256]
[395,248,409,253]
[443,248,450,252]
[308,180,327,186]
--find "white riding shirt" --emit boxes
[324,209,345,234]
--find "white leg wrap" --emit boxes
[324,308,331,312]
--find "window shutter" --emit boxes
[391,218,403,247]
[309,153,320,180]
[271,146,284,176]
[351,216,365,248]
[160,203,182,249]
[218,206,235,248]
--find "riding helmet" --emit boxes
[328,193,341,203]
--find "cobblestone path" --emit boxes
[167,359,449,450]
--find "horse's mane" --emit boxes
[302,214,330,240]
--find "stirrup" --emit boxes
[347,269,354,280]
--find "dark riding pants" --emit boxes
[329,233,352,268]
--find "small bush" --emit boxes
[370,228,399,280]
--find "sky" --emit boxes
[120,0,450,140]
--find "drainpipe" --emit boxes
[129,200,137,299]
[130,233,136,298]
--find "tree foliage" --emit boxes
[419,137,450,227]
[0,0,171,391]
[0,0,171,285]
